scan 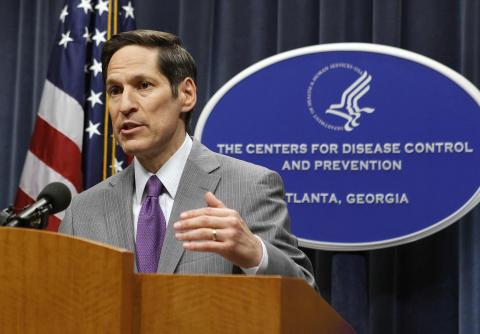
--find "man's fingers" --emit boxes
[179,192,229,219]
[180,205,236,220]
[182,240,224,253]
[205,191,225,208]
[174,215,232,231]
[176,227,222,242]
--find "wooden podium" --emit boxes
[0,228,354,334]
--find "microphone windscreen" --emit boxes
[37,182,72,214]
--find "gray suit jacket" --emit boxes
[60,140,316,288]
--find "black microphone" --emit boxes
[6,182,72,228]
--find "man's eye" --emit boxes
[109,86,122,96]
[139,81,152,89]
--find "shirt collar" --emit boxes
[134,135,193,203]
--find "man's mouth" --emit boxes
[120,121,145,134]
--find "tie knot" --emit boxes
[146,175,162,197]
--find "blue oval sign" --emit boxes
[194,44,480,250]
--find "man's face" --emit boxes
[106,45,195,164]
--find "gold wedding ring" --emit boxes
[212,229,217,241]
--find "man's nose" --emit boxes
[118,88,137,115]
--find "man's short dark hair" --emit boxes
[102,30,197,130]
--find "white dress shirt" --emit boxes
[132,135,268,274]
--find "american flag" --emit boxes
[15,0,136,231]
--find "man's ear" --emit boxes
[179,77,197,113]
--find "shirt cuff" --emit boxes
[241,235,269,275]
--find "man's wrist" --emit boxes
[241,236,269,275]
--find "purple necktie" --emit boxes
[136,175,166,273]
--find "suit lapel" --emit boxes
[103,164,136,254]
[158,141,221,273]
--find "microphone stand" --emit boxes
[0,205,51,229]
[0,207,14,226]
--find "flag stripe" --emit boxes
[18,151,78,203]
[14,187,34,212]
[38,80,84,150]
[29,116,82,192]
[46,216,62,232]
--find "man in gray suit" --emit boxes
[60,30,316,288]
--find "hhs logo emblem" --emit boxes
[307,63,375,132]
